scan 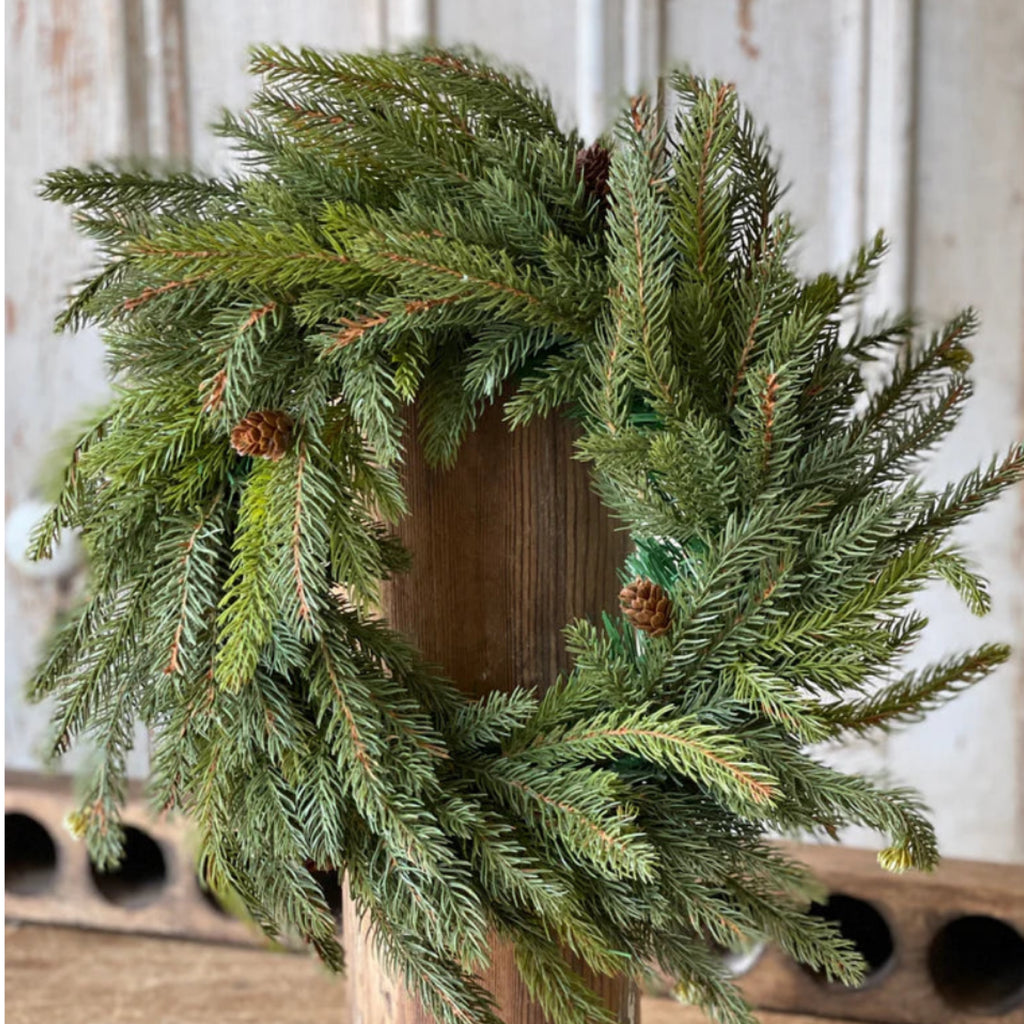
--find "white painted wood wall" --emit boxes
[7,0,1024,864]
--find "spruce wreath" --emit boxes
[30,47,1024,1024]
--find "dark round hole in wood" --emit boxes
[89,825,167,907]
[929,915,1024,1015]
[310,867,343,924]
[5,813,58,895]
[803,893,895,987]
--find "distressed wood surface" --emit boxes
[5,0,1023,878]
[889,0,1024,866]
[742,844,1024,1024]
[344,397,634,1022]
[5,924,862,1024]
[4,0,140,774]
[381,398,630,695]
[660,0,1024,865]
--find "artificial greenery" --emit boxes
[31,46,1023,1024]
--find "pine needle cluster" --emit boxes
[32,46,1023,1024]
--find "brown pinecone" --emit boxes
[619,577,672,637]
[575,141,612,208]
[230,409,294,461]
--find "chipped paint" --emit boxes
[45,0,73,71]
[4,0,1023,877]
[12,0,27,44]
[6,0,122,773]
[737,0,760,59]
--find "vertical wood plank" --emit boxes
[890,0,1024,863]
[4,0,136,770]
[826,0,868,270]
[122,0,150,155]
[622,0,666,100]
[434,1,580,125]
[179,1,376,171]
[385,0,435,46]
[382,400,630,695]
[577,0,608,140]
[160,0,191,159]
[346,398,635,1023]
[862,0,918,315]
[664,0,854,274]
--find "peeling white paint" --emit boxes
[6,0,1023,866]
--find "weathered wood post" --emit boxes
[343,396,638,1024]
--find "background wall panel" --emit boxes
[890,0,1024,863]
[6,0,1023,865]
[665,0,858,275]
[661,0,1024,864]
[5,0,137,770]
[435,0,582,126]
[180,0,377,171]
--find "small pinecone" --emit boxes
[575,141,612,208]
[620,577,672,637]
[230,409,294,461]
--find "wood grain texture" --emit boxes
[345,398,634,1023]
[8,0,1024,874]
[381,398,629,696]
[4,771,259,947]
[4,0,136,773]
[159,0,192,159]
[4,924,344,1024]
[5,924,861,1024]
[736,843,1024,1024]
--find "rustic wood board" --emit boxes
[5,0,133,776]
[12,767,1024,1023]
[744,843,1024,1024]
[4,771,260,946]
[7,0,1024,899]
[3,924,860,1024]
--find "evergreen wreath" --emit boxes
[31,46,1024,1024]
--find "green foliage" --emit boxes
[32,45,1024,1024]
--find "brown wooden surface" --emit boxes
[4,771,255,947]
[738,843,1024,1024]
[345,398,634,1024]
[381,397,628,696]
[10,781,1024,1024]
[4,924,858,1024]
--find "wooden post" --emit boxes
[343,397,638,1024]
